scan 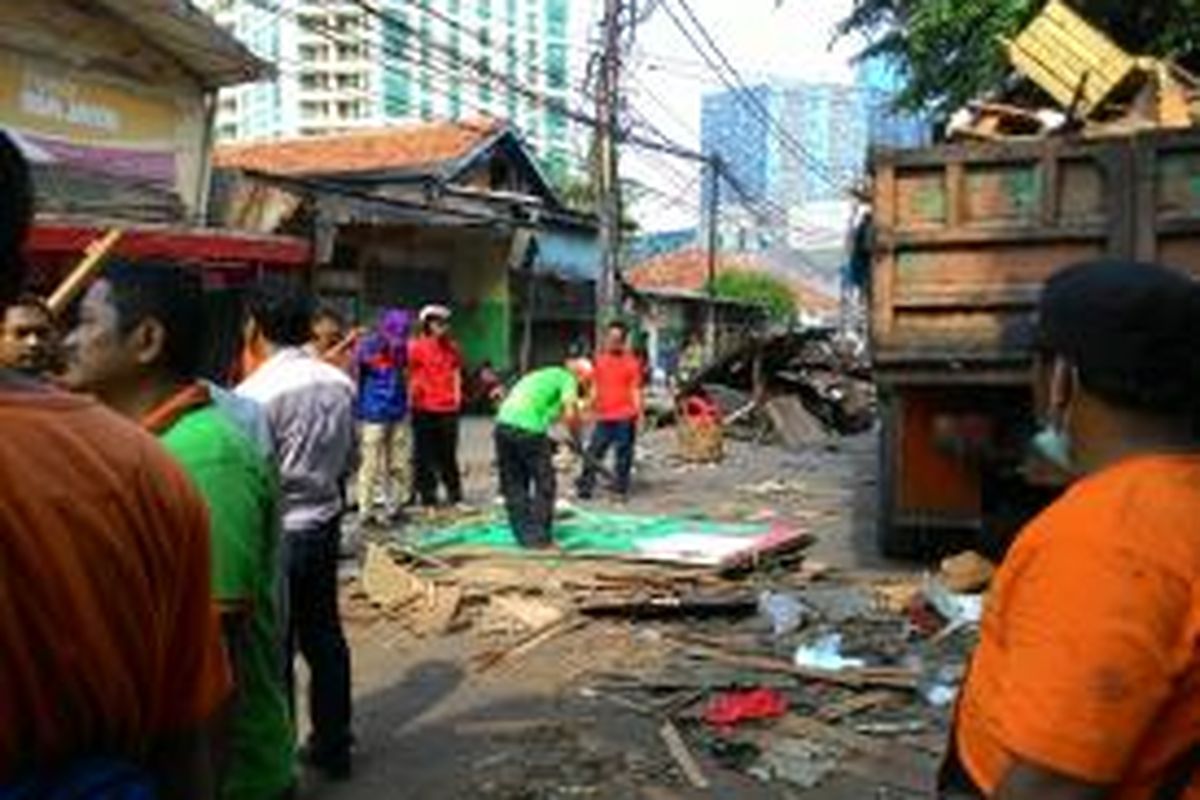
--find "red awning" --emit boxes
[25,220,311,268]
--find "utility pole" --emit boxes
[704,155,720,356]
[594,0,623,338]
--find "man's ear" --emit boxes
[132,318,167,368]
[1048,356,1077,417]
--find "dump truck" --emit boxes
[869,129,1200,556]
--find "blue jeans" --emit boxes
[577,419,636,497]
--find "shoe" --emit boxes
[299,742,352,781]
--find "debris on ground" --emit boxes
[948,0,1200,143]
[340,451,968,797]
[677,329,875,449]
[937,550,996,594]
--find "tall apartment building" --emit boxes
[700,72,930,250]
[199,0,575,179]
[857,56,932,153]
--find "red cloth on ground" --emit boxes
[703,688,789,728]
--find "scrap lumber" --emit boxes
[361,544,431,611]
[412,584,463,637]
[815,690,900,723]
[659,721,709,789]
[1002,0,1136,115]
[669,634,920,691]
[46,229,124,315]
[490,594,567,630]
[718,526,816,575]
[579,591,758,620]
[474,615,587,673]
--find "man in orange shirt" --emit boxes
[0,134,230,796]
[577,320,643,500]
[945,259,1200,800]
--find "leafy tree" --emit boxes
[839,0,1200,116]
[710,270,797,323]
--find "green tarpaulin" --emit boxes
[415,507,768,555]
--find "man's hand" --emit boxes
[994,761,1108,800]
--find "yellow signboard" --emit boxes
[0,51,181,146]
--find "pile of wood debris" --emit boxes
[343,535,995,795]
[949,0,1200,142]
[677,329,875,450]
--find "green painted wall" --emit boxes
[450,241,511,370]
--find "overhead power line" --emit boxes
[659,0,844,193]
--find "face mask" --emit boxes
[1031,357,1075,472]
[1032,425,1072,472]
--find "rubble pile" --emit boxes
[678,329,875,451]
[948,0,1200,142]
[343,518,995,796]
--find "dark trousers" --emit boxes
[284,518,352,762]
[412,410,463,506]
[577,419,636,497]
[494,423,556,547]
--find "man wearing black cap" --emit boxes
[942,260,1200,799]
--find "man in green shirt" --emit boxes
[63,261,295,800]
[494,357,594,548]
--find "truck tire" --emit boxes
[876,391,921,558]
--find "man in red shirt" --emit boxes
[407,304,464,507]
[577,320,643,499]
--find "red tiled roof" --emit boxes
[626,248,838,315]
[213,117,505,176]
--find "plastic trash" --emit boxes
[703,688,789,729]
[758,590,807,636]
[793,633,866,671]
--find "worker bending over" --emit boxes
[942,259,1200,800]
[494,357,594,548]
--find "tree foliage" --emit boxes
[711,270,797,322]
[839,0,1200,116]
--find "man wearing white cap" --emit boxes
[493,357,595,548]
[407,304,465,507]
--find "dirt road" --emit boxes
[302,420,930,800]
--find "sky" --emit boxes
[587,0,864,233]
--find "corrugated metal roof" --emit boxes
[94,0,270,89]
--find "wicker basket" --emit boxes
[677,417,724,463]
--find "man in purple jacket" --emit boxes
[355,308,413,525]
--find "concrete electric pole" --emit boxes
[704,154,721,356]
[594,0,623,335]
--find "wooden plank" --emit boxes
[473,615,587,673]
[1135,134,1159,262]
[669,635,921,691]
[945,160,965,228]
[816,690,900,723]
[46,229,124,315]
[872,163,898,343]
[890,226,1107,247]
[659,721,709,790]
[1041,148,1061,226]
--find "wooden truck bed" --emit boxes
[868,130,1200,555]
[871,130,1200,382]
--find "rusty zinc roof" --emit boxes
[213,118,506,177]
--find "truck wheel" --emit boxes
[876,391,921,558]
